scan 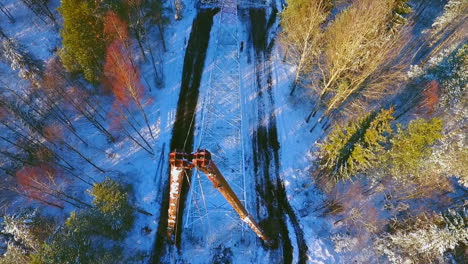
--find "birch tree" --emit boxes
[104,11,155,144]
[316,0,408,119]
[279,0,332,95]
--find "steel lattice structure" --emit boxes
[183,0,249,244]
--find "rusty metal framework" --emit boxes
[167,150,269,242]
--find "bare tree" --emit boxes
[0,96,105,173]
[0,2,15,23]
[310,0,409,122]
[19,0,56,25]
[42,57,116,143]
[279,0,332,95]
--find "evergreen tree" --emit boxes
[30,225,94,264]
[30,178,134,263]
[319,108,394,182]
[382,118,443,178]
[1,209,50,252]
[58,0,105,83]
[375,209,468,263]
[0,243,31,264]
[1,38,44,87]
[89,177,134,239]
[0,209,54,264]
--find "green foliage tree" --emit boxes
[382,118,443,178]
[0,209,55,264]
[0,244,31,264]
[319,108,395,182]
[30,178,134,263]
[31,210,126,264]
[89,177,134,239]
[30,226,94,264]
[58,0,105,83]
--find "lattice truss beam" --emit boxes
[184,0,249,241]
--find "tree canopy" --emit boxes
[58,0,105,83]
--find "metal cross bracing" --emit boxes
[200,0,270,9]
[169,150,269,243]
[183,0,250,244]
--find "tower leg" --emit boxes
[167,166,185,241]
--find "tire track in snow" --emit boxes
[245,7,308,264]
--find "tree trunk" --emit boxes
[157,22,167,52]
[0,2,15,23]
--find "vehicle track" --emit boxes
[246,7,309,264]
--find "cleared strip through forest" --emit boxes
[151,8,219,262]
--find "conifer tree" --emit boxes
[30,178,134,263]
[0,209,54,264]
[319,108,394,182]
[89,177,134,239]
[58,0,105,83]
[1,38,44,87]
[375,209,468,263]
[382,118,443,178]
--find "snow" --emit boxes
[0,0,391,262]
[121,0,200,258]
[156,0,338,262]
[267,30,338,264]
[1,0,199,260]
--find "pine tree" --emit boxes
[375,209,468,263]
[89,177,134,239]
[58,0,105,83]
[319,108,394,182]
[2,209,52,252]
[30,178,134,263]
[0,242,31,264]
[30,224,94,264]
[1,38,44,87]
[382,118,443,178]
[430,0,468,38]
[0,209,54,264]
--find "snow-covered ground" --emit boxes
[152,0,338,262]
[2,0,460,263]
[0,0,196,260]
[1,0,338,262]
